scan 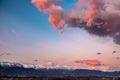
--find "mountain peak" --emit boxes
[0,62,24,68]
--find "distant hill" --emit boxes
[0,62,120,77]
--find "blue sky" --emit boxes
[0,0,78,45]
[0,0,120,71]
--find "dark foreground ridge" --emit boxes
[0,76,120,80]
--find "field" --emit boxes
[0,76,120,80]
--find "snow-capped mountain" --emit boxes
[0,62,46,69]
[0,62,120,77]
[22,63,45,69]
[0,62,64,69]
[0,62,82,70]
[0,62,23,67]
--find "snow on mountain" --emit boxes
[0,62,23,67]
[0,62,120,77]
[22,63,45,69]
[0,62,46,69]
[0,62,73,70]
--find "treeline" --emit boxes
[0,76,120,80]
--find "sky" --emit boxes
[0,0,120,71]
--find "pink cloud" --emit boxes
[75,59,120,71]
[32,0,63,29]
[75,59,102,66]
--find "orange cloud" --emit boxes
[32,0,63,29]
[75,59,120,71]
[47,61,54,66]
[32,0,120,44]
[75,59,102,66]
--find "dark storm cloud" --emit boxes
[32,0,120,45]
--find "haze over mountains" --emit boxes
[0,62,120,77]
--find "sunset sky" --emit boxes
[0,0,120,71]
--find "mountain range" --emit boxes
[0,62,120,77]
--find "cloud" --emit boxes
[47,61,56,66]
[32,0,120,45]
[60,28,67,34]
[64,0,120,45]
[116,57,120,60]
[46,61,71,69]
[32,0,64,30]
[112,51,116,53]
[96,52,102,55]
[75,59,120,71]
[75,59,103,66]
[46,61,60,69]
[94,64,120,71]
